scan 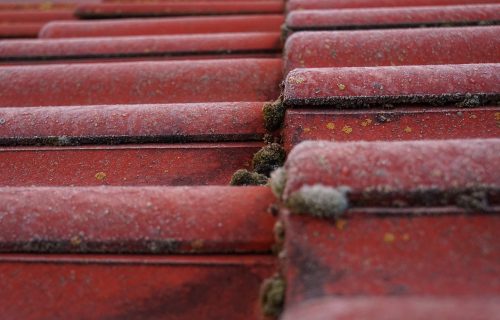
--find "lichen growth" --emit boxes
[263,98,286,131]
[286,184,350,219]
[270,167,287,199]
[383,232,395,243]
[95,172,107,181]
[341,125,353,134]
[458,93,481,108]
[253,143,286,176]
[455,190,489,212]
[230,169,268,186]
[260,274,286,317]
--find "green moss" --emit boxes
[230,169,268,186]
[253,143,286,176]
[260,274,286,317]
[263,98,286,132]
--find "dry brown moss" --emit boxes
[230,169,268,186]
[253,143,286,176]
[263,98,286,132]
[260,274,286,317]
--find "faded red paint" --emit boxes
[0,9,74,22]
[283,107,500,151]
[0,186,275,253]
[282,139,500,207]
[0,3,81,10]
[283,211,500,303]
[285,4,500,32]
[284,63,500,107]
[287,0,500,10]
[282,297,500,320]
[280,100,500,319]
[0,143,262,186]
[0,59,282,107]
[0,23,43,38]
[0,53,284,66]
[0,0,95,8]
[39,14,285,38]
[285,26,500,73]
[0,254,276,320]
[0,32,281,64]
[0,102,266,145]
[75,1,284,18]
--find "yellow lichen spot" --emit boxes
[303,127,311,133]
[191,239,204,251]
[288,76,306,84]
[70,236,82,246]
[336,219,347,231]
[326,122,335,130]
[404,126,412,133]
[402,233,411,241]
[40,2,54,10]
[342,125,353,134]
[430,169,442,177]
[95,172,107,180]
[337,83,346,91]
[384,233,395,243]
[361,119,372,127]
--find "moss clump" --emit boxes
[274,220,285,245]
[263,98,286,132]
[270,167,287,199]
[260,274,286,317]
[253,143,286,176]
[230,169,268,186]
[286,184,349,219]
